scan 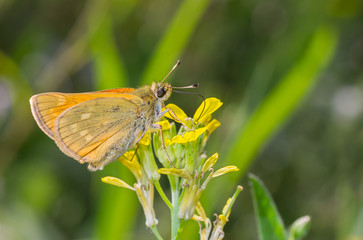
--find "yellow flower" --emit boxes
[158,151,238,221]
[210,186,243,239]
[192,202,212,240]
[161,98,222,145]
[164,97,223,127]
[104,150,159,227]
[134,181,158,227]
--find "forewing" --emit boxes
[30,88,135,138]
[53,96,146,170]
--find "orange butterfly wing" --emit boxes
[30,88,135,139]
[53,96,146,171]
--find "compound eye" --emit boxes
[157,87,167,98]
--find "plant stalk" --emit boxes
[170,175,181,240]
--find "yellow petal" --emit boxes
[211,166,239,178]
[222,198,232,218]
[155,120,171,131]
[158,168,192,181]
[221,185,243,217]
[168,127,207,145]
[192,214,204,222]
[193,98,223,124]
[134,183,159,227]
[101,176,135,190]
[218,214,228,225]
[201,153,219,173]
[121,150,137,161]
[138,132,151,146]
[198,114,211,126]
[119,151,143,179]
[163,104,188,125]
[195,201,208,220]
[164,137,171,145]
[205,119,221,134]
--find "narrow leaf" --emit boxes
[288,216,311,240]
[249,174,286,240]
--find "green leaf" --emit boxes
[249,174,287,240]
[141,0,211,85]
[288,216,311,240]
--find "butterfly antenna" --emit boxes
[173,90,206,122]
[173,83,200,89]
[162,60,181,83]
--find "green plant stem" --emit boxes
[150,225,163,240]
[169,175,181,240]
[175,219,185,240]
[154,180,172,209]
[222,185,243,216]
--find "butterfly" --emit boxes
[30,61,196,171]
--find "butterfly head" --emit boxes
[152,81,172,101]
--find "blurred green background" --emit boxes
[0,0,362,239]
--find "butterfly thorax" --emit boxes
[133,82,172,126]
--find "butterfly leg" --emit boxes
[152,123,175,168]
[160,108,193,132]
[135,129,147,144]
[130,144,140,161]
